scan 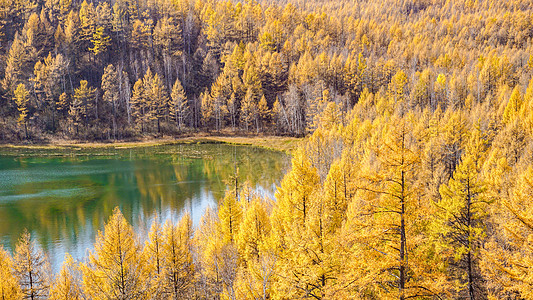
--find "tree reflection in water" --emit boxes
[0,143,289,272]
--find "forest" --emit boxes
[1,0,533,298]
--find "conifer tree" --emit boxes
[13,230,51,300]
[160,214,195,298]
[270,148,326,298]
[130,79,148,132]
[13,83,30,139]
[56,93,69,118]
[234,197,276,299]
[195,207,236,298]
[201,91,214,129]
[170,78,188,131]
[70,80,95,136]
[257,94,270,131]
[0,246,22,300]
[49,254,84,300]
[144,220,164,297]
[79,0,96,51]
[482,166,533,299]
[82,207,149,299]
[240,88,257,132]
[503,86,523,124]
[341,117,447,299]
[433,129,489,299]
[219,191,243,245]
[3,33,27,94]
[101,64,119,139]
[149,73,169,133]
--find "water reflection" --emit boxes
[0,143,289,272]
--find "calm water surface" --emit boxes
[0,143,289,272]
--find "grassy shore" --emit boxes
[0,135,303,153]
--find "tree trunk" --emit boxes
[399,170,406,300]
[467,179,475,300]
[24,122,28,140]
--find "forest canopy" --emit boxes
[0,0,532,141]
[1,0,533,299]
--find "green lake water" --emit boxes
[0,143,289,272]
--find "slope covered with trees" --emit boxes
[3,79,533,298]
[0,0,532,141]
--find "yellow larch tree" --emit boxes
[322,159,348,232]
[144,220,164,297]
[195,207,237,299]
[170,78,188,131]
[274,148,320,228]
[13,83,30,139]
[270,147,338,299]
[160,214,195,298]
[13,230,51,300]
[234,197,276,300]
[432,128,489,299]
[236,197,271,263]
[503,85,523,124]
[49,254,84,300]
[82,207,150,299]
[340,116,447,299]
[219,190,243,245]
[0,246,22,300]
[482,166,533,299]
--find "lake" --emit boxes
[0,143,290,272]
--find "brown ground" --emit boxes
[0,134,302,153]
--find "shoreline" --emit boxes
[0,135,303,153]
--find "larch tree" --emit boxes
[482,166,533,299]
[149,73,169,133]
[322,159,348,231]
[13,230,51,300]
[209,73,231,132]
[433,129,489,299]
[227,92,238,129]
[195,207,237,299]
[200,91,214,129]
[144,220,164,297]
[257,94,270,131]
[101,64,119,139]
[503,86,523,125]
[130,79,148,132]
[13,83,30,139]
[82,207,150,299]
[49,254,84,300]
[234,197,276,300]
[240,88,257,132]
[170,78,188,131]
[219,191,243,245]
[78,0,96,52]
[0,246,22,300]
[341,116,446,299]
[153,17,182,87]
[160,214,195,298]
[3,33,27,94]
[70,80,95,135]
[270,148,325,299]
[89,26,111,57]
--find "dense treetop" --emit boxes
[1,0,533,299]
[0,0,532,140]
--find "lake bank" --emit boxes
[0,135,303,154]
